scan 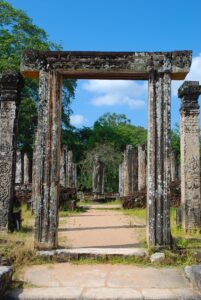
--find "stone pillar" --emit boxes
[23,153,29,184]
[73,162,77,189]
[170,151,177,182]
[92,155,104,194]
[67,150,77,188]
[15,150,22,184]
[60,145,68,187]
[147,72,171,247]
[178,81,201,231]
[33,71,62,249]
[138,144,146,191]
[0,72,23,231]
[123,145,138,196]
[119,163,124,197]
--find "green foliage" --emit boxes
[0,0,59,71]
[17,96,37,152]
[79,143,122,192]
[81,113,147,153]
[73,113,147,192]
[0,0,76,155]
[171,123,180,164]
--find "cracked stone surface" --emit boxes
[4,264,201,299]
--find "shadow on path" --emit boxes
[59,224,145,232]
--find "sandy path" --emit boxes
[59,207,146,248]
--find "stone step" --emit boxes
[4,287,201,300]
[38,247,147,261]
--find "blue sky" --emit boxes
[9,0,201,128]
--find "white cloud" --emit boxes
[82,53,201,104]
[83,80,147,109]
[70,114,86,126]
[172,53,201,96]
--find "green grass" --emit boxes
[170,208,201,250]
[122,207,201,251]
[123,208,146,220]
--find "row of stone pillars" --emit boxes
[16,147,77,187]
[119,144,179,197]
[0,70,200,248]
[60,145,77,189]
[15,151,30,184]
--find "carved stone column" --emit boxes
[123,145,138,196]
[15,151,22,184]
[0,72,23,231]
[178,81,201,231]
[34,71,62,249]
[23,153,29,184]
[60,145,68,187]
[170,151,177,182]
[147,72,171,247]
[92,155,104,194]
[138,144,146,191]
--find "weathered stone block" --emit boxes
[0,72,23,231]
[33,71,62,249]
[147,72,171,247]
[0,266,13,297]
[138,144,146,191]
[21,50,192,80]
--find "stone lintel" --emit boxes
[21,50,192,80]
[0,72,24,102]
[178,81,201,111]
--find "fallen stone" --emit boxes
[0,266,13,297]
[150,252,165,263]
[185,265,201,292]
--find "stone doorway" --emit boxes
[20,50,192,250]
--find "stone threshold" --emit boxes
[4,287,201,300]
[38,247,147,261]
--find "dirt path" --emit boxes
[59,207,146,248]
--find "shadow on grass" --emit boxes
[59,206,89,217]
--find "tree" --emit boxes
[0,0,76,152]
[171,123,180,164]
[76,113,147,192]
[83,112,147,152]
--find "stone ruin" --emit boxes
[92,154,104,195]
[119,145,138,197]
[0,72,23,231]
[60,145,77,189]
[120,145,180,202]
[178,81,201,231]
[15,151,30,184]
[1,49,200,250]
